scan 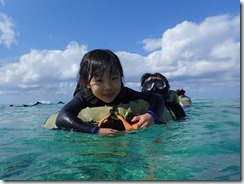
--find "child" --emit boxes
[140,73,187,121]
[55,49,164,135]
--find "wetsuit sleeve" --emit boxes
[124,87,164,120]
[141,92,164,120]
[56,93,96,133]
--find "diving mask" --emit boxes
[142,79,169,96]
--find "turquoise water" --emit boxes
[0,98,240,180]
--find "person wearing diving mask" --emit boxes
[141,73,187,121]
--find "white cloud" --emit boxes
[0,42,87,94]
[116,51,147,81]
[0,13,18,48]
[141,14,240,80]
[142,38,161,52]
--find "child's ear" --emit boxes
[79,79,90,88]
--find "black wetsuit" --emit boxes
[165,101,187,120]
[165,90,187,120]
[56,87,164,133]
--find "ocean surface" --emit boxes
[0,98,241,181]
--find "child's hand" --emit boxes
[98,128,118,135]
[130,113,155,128]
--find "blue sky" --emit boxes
[0,0,241,104]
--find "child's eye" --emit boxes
[93,75,103,82]
[111,74,120,80]
[111,76,119,80]
[95,79,103,82]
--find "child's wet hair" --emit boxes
[78,49,124,85]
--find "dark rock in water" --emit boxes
[9,101,43,107]
[33,101,42,105]
[10,101,65,107]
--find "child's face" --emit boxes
[87,69,121,103]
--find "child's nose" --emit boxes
[104,80,112,89]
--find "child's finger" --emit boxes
[131,116,140,122]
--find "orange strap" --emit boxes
[98,112,139,131]
[97,113,112,127]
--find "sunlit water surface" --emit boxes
[0,98,240,180]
